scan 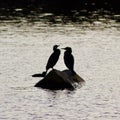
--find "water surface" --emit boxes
[0,13,120,120]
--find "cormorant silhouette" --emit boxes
[62,47,76,74]
[46,45,60,73]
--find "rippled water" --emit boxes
[0,13,120,120]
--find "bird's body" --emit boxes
[64,50,74,71]
[63,47,76,74]
[46,45,60,73]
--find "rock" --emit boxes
[34,69,85,90]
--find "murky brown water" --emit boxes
[0,13,120,120]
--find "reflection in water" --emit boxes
[0,9,120,120]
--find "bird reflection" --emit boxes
[62,47,76,75]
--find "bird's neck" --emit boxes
[54,48,59,51]
[66,50,72,54]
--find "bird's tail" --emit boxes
[32,71,46,77]
[42,71,47,77]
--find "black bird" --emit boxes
[62,47,76,74]
[46,45,60,73]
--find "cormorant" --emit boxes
[62,47,76,74]
[46,45,60,73]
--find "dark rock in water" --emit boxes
[34,69,85,90]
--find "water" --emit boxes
[0,13,120,120]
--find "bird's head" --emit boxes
[53,45,60,50]
[62,47,72,52]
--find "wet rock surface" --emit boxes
[34,69,85,90]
